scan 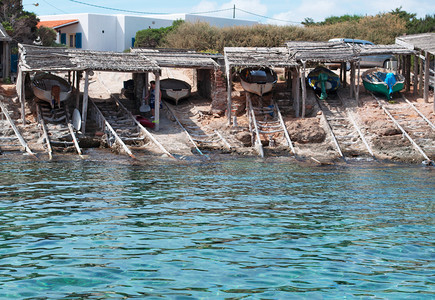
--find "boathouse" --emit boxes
[17,44,160,131]
[131,48,225,113]
[0,24,12,80]
[396,33,435,111]
[224,47,299,124]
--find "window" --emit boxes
[69,34,75,48]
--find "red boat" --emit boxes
[136,115,155,129]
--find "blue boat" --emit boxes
[307,66,340,99]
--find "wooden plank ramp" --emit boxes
[164,100,232,158]
[246,92,296,158]
[0,97,35,156]
[89,98,144,159]
[36,101,82,159]
[370,91,434,165]
[314,90,375,160]
[111,94,175,159]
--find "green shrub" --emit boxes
[135,19,184,48]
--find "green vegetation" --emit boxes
[0,0,39,45]
[134,20,184,48]
[135,8,433,54]
[37,26,57,46]
[163,13,405,52]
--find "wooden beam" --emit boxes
[350,62,355,98]
[21,71,25,125]
[154,72,160,131]
[424,52,429,103]
[75,71,80,109]
[419,53,423,96]
[81,70,90,132]
[300,62,307,118]
[343,63,347,88]
[406,55,411,92]
[413,54,419,95]
[295,68,301,118]
[357,61,361,106]
[226,66,232,125]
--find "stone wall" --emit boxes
[210,67,227,114]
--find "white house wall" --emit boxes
[118,15,174,52]
[87,14,118,51]
[40,13,258,52]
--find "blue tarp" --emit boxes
[384,73,396,94]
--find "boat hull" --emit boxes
[32,73,72,103]
[362,68,404,100]
[307,66,340,92]
[240,67,277,96]
[160,78,191,105]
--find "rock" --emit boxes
[236,131,252,147]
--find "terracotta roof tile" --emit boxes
[37,19,79,29]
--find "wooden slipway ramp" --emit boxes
[163,100,232,159]
[0,96,35,156]
[112,94,192,159]
[313,89,375,161]
[246,93,295,158]
[36,101,83,159]
[369,91,435,164]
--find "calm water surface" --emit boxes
[0,157,433,299]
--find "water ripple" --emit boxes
[0,158,433,298]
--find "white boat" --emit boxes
[240,67,277,96]
[160,78,191,105]
[32,73,72,104]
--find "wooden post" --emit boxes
[21,71,25,125]
[75,71,80,109]
[406,55,411,92]
[144,72,149,101]
[81,70,90,133]
[295,67,301,118]
[226,67,232,125]
[419,53,423,96]
[350,62,355,98]
[413,54,419,95]
[154,71,160,131]
[4,42,10,80]
[356,61,361,105]
[300,62,307,118]
[343,62,347,88]
[424,52,429,103]
[339,63,343,83]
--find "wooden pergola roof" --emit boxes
[224,47,298,68]
[0,24,12,42]
[396,33,435,55]
[357,44,416,56]
[19,44,160,73]
[286,41,359,63]
[131,48,222,69]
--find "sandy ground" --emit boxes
[1,69,434,165]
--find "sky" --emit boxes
[23,0,434,25]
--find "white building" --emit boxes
[38,13,258,52]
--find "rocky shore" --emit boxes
[1,71,434,165]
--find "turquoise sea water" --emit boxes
[0,157,434,299]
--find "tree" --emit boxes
[37,26,57,46]
[0,0,39,44]
[134,20,184,48]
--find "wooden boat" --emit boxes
[307,66,340,100]
[240,67,277,96]
[32,73,72,105]
[362,68,405,100]
[160,78,191,105]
